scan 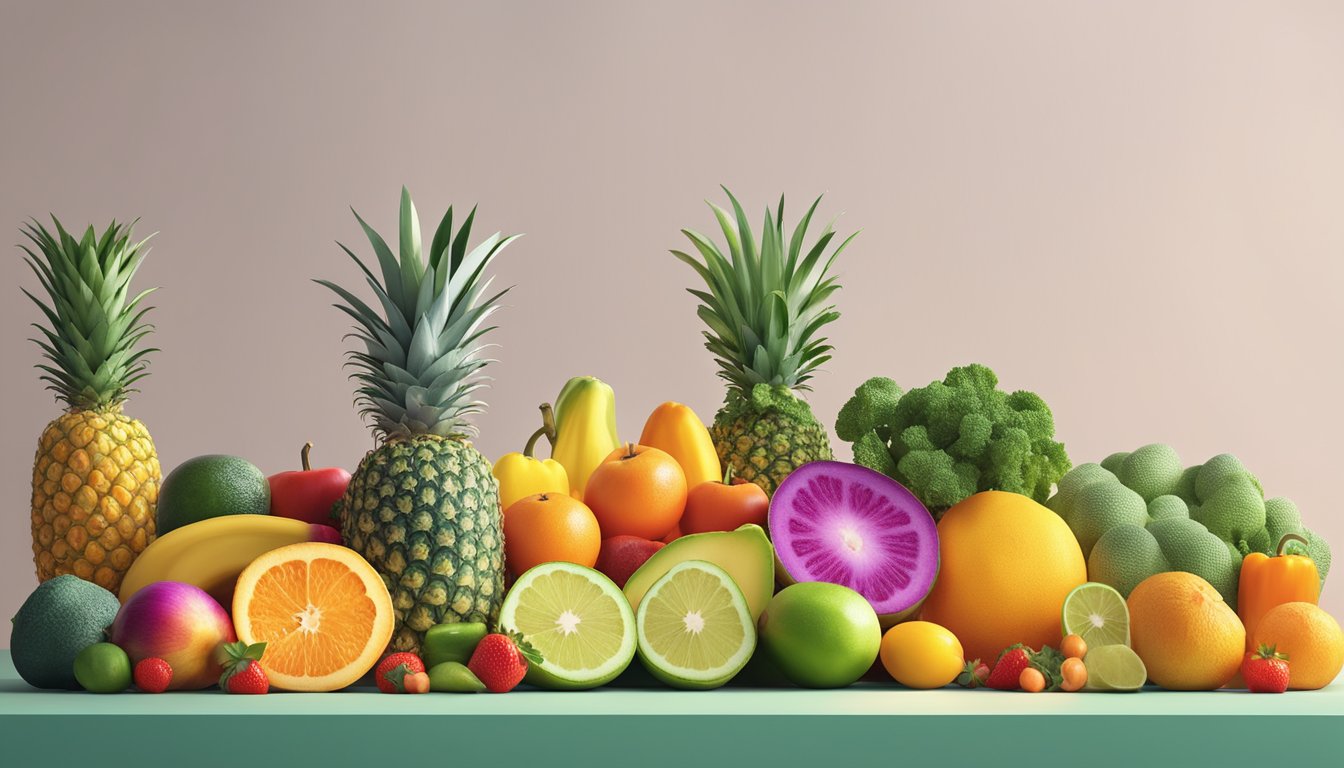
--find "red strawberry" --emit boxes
[1243,644,1290,694]
[403,671,431,694]
[219,642,269,695]
[133,657,173,693]
[986,645,1032,690]
[468,631,543,693]
[376,652,427,693]
[957,659,989,688]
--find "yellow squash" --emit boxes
[639,401,721,489]
[551,376,619,501]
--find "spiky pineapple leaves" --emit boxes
[316,188,520,439]
[671,187,855,394]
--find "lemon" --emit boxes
[879,621,964,689]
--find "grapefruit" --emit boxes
[1128,571,1244,690]
[1252,601,1344,690]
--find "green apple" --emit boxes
[759,582,881,688]
[623,524,774,620]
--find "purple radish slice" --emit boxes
[770,461,939,627]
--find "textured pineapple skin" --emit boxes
[31,408,160,592]
[710,399,834,498]
[340,436,505,654]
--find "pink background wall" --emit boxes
[2,1,1342,631]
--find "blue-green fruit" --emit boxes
[758,582,881,689]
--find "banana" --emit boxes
[119,515,342,607]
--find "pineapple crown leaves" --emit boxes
[18,216,159,410]
[670,186,856,395]
[315,188,520,441]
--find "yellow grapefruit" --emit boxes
[1252,602,1344,690]
[919,491,1086,664]
[232,542,394,691]
[1128,571,1244,690]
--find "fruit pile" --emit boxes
[11,191,1342,697]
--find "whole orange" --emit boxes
[1252,601,1344,690]
[1128,571,1244,690]
[502,493,601,576]
[918,491,1086,664]
[583,444,686,539]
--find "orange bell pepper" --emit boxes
[638,401,722,489]
[1237,533,1320,650]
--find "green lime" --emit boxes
[73,642,132,693]
[10,575,122,690]
[1062,582,1130,647]
[758,581,881,689]
[423,622,488,668]
[499,561,636,690]
[157,454,270,534]
[1084,644,1147,691]
[428,661,486,692]
[635,560,755,690]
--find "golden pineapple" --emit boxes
[22,218,161,592]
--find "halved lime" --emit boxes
[498,561,636,690]
[1083,644,1147,691]
[636,560,755,690]
[1062,582,1130,647]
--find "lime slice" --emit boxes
[635,560,755,690]
[1083,644,1147,691]
[1062,582,1130,647]
[498,561,636,690]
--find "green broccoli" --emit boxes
[836,364,1070,515]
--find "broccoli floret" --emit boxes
[836,364,1070,515]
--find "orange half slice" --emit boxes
[233,542,393,691]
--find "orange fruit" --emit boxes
[1252,601,1344,690]
[502,492,602,576]
[1128,571,1244,690]
[918,491,1086,664]
[232,541,394,691]
[583,443,686,539]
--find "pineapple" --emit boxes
[21,218,161,592]
[671,189,856,496]
[319,188,518,653]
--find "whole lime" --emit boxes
[157,454,270,534]
[758,582,881,688]
[10,575,121,689]
[73,642,132,693]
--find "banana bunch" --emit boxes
[118,515,342,607]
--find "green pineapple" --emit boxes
[671,188,855,496]
[318,188,518,653]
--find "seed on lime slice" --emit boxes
[73,642,132,693]
[498,561,636,691]
[636,560,755,690]
[1083,644,1147,691]
[1062,582,1130,647]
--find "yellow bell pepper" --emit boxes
[1238,533,1320,650]
[551,376,619,501]
[639,401,722,489]
[493,403,570,511]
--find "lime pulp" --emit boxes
[636,560,755,690]
[1062,582,1130,647]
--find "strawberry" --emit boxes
[376,652,427,693]
[986,645,1032,690]
[467,631,543,693]
[1243,644,1290,694]
[403,671,431,694]
[219,642,269,695]
[956,659,989,688]
[133,657,173,693]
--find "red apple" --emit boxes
[268,442,351,526]
[595,535,665,588]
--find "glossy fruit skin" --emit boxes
[1252,601,1344,690]
[468,634,530,693]
[584,445,687,539]
[986,646,1031,690]
[422,622,488,668]
[595,536,665,589]
[1242,645,1290,693]
[1060,634,1087,660]
[550,376,620,501]
[919,491,1086,664]
[759,582,881,689]
[879,621,964,689]
[403,671,431,694]
[223,660,269,694]
[1060,657,1087,691]
[428,661,486,692]
[681,479,768,535]
[73,642,132,693]
[156,454,270,535]
[109,581,235,690]
[133,657,173,693]
[502,493,601,576]
[268,443,351,526]
[376,653,427,693]
[638,401,722,489]
[1128,571,1245,690]
[1019,667,1046,692]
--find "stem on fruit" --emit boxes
[301,442,313,471]
[622,442,637,460]
[524,403,557,458]
[1276,532,1309,557]
[723,465,736,485]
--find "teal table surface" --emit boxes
[2,651,1340,767]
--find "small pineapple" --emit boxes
[21,218,161,592]
[319,188,518,653]
[671,189,856,495]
